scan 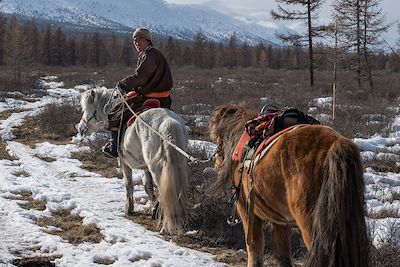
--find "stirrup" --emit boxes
[102,143,118,158]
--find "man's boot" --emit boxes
[102,130,119,157]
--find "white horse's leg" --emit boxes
[144,170,156,202]
[121,161,134,215]
[144,170,160,219]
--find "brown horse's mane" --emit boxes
[210,103,258,191]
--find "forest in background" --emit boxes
[0,10,400,88]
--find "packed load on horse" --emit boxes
[234,105,321,163]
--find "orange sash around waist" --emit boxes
[144,91,170,98]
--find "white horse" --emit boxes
[77,87,189,234]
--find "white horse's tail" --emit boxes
[158,118,189,234]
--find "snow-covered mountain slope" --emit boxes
[0,0,290,45]
[0,0,131,31]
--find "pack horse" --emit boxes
[210,103,369,267]
[77,87,189,234]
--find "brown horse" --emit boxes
[210,103,369,267]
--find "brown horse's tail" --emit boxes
[305,137,369,267]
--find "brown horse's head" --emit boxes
[209,103,257,191]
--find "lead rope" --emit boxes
[114,88,211,164]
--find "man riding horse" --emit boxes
[103,27,173,157]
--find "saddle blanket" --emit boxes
[232,125,305,166]
[126,99,161,127]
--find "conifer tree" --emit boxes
[271,0,325,87]
[333,0,388,89]
[239,42,252,68]
[255,43,265,67]
[41,23,52,65]
[109,32,118,65]
[204,41,216,69]
[25,19,40,64]
[226,33,238,68]
[182,44,192,66]
[121,36,134,67]
[68,37,77,66]
[193,31,206,68]
[164,36,176,66]
[0,13,7,65]
[90,32,103,67]
[53,26,67,66]
[4,16,31,83]
[79,34,89,66]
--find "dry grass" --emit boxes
[36,102,81,139]
[0,108,28,120]
[2,65,400,140]
[70,137,120,178]
[369,222,400,267]
[36,208,104,245]
[93,257,115,265]
[3,192,46,211]
[13,170,30,177]
[364,153,400,173]
[369,209,400,220]
[13,116,71,147]
[11,102,81,147]
[12,254,62,267]
[3,65,400,266]
[0,66,40,93]
[35,155,57,162]
[0,139,18,160]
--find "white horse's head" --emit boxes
[76,88,108,136]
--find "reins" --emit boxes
[221,135,256,243]
[81,110,100,125]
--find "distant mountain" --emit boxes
[0,0,292,45]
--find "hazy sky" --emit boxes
[165,0,399,24]
[164,0,399,45]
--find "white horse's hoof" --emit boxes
[124,206,134,216]
[159,227,168,235]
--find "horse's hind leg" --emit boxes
[271,223,292,267]
[237,201,264,267]
[121,162,134,215]
[144,170,156,202]
[144,170,159,219]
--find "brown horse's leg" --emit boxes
[271,223,292,267]
[295,219,312,249]
[237,202,264,267]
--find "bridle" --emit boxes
[81,110,100,125]
[78,110,103,136]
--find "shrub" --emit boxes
[37,101,81,139]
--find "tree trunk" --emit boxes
[307,0,314,88]
[356,0,362,89]
[363,0,374,90]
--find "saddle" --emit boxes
[126,98,161,127]
[232,108,320,163]
[114,96,161,148]
[107,91,161,130]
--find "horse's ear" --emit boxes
[91,89,95,98]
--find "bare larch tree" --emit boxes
[271,0,325,88]
[333,0,388,90]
